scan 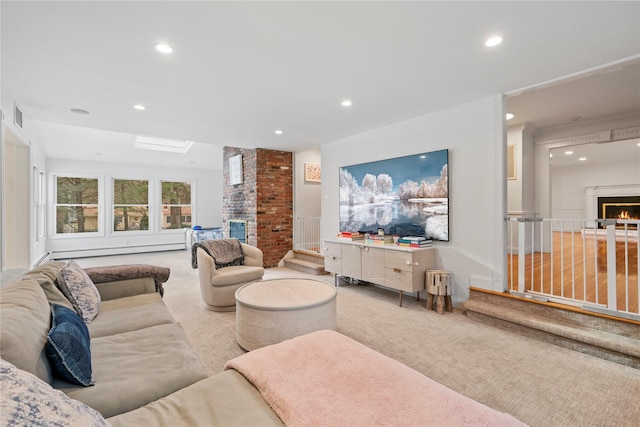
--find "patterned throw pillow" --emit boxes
[57,260,101,323]
[46,304,94,387]
[0,358,109,427]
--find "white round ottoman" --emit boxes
[235,278,338,351]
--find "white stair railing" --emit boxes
[506,217,639,320]
[295,216,321,253]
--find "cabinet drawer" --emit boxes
[384,268,413,292]
[323,242,342,259]
[385,251,416,273]
[324,256,342,275]
[361,247,385,283]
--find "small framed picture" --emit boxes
[304,163,321,183]
[229,154,243,185]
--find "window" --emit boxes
[113,179,149,231]
[55,176,100,234]
[161,181,192,230]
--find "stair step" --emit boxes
[464,295,640,368]
[292,250,324,263]
[283,257,328,275]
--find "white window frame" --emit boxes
[50,173,104,238]
[110,176,153,234]
[159,179,195,233]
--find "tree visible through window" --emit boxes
[113,179,149,231]
[161,181,192,229]
[55,176,99,234]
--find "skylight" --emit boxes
[134,136,194,154]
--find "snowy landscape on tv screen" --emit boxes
[339,149,449,241]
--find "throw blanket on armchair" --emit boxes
[225,330,527,427]
[191,239,245,269]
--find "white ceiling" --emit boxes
[2,1,639,170]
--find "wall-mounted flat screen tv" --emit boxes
[339,149,449,241]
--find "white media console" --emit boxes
[323,239,434,306]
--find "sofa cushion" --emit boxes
[22,261,75,311]
[108,370,283,427]
[88,293,175,338]
[22,261,67,283]
[0,280,52,384]
[54,323,208,418]
[57,260,101,323]
[46,304,94,386]
[0,358,109,427]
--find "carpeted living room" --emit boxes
[73,249,639,427]
[2,1,640,426]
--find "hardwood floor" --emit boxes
[507,231,639,314]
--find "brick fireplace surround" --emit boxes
[223,147,293,267]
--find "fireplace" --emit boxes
[229,219,247,243]
[597,196,640,228]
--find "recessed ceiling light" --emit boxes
[275,130,283,135]
[485,36,503,47]
[341,99,352,107]
[579,157,587,161]
[70,108,90,115]
[154,43,173,54]
[133,104,146,111]
[564,151,574,155]
[506,113,514,120]
[419,155,427,159]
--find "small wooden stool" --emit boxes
[425,270,454,314]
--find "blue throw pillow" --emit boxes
[46,304,94,386]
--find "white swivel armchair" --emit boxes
[196,243,265,311]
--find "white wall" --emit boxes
[46,158,222,257]
[294,148,322,218]
[321,96,506,300]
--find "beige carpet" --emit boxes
[76,250,640,427]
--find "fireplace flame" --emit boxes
[618,210,631,220]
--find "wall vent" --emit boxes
[13,103,23,129]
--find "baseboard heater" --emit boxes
[51,243,186,260]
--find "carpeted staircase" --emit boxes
[282,250,327,275]
[464,288,640,368]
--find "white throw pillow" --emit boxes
[57,260,101,323]
[0,358,110,427]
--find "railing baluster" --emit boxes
[594,219,599,306]
[540,220,545,294]
[549,220,556,295]
[605,220,617,311]
[560,221,565,298]
[582,220,587,304]
[531,220,535,291]
[571,220,575,299]
[518,219,526,293]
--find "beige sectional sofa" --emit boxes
[1,261,526,427]
[0,261,283,426]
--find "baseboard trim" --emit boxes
[51,243,186,260]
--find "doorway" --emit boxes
[2,123,30,270]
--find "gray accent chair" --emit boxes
[196,244,265,311]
